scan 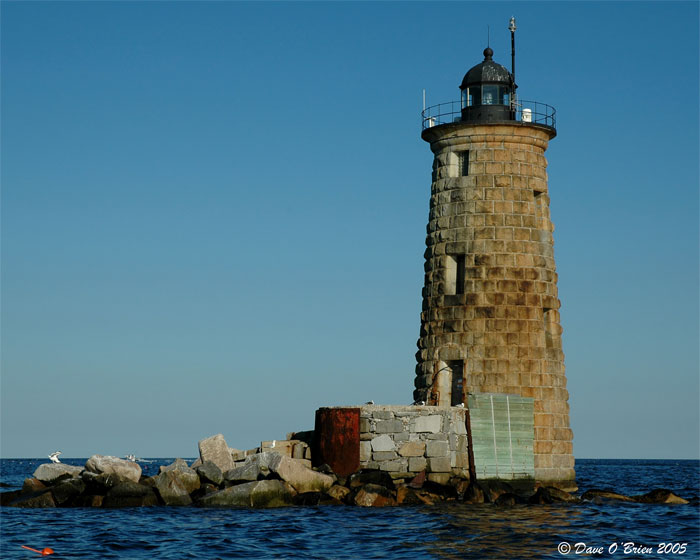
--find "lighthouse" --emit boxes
[415,22,574,487]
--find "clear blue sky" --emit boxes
[2,1,698,460]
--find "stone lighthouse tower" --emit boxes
[414,27,574,486]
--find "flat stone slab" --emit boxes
[198,480,295,508]
[413,415,442,433]
[370,434,395,452]
[33,463,83,484]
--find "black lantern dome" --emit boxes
[459,47,515,123]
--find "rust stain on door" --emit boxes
[313,408,360,476]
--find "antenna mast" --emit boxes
[508,17,517,113]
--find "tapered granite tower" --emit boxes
[414,37,574,486]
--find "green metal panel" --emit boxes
[467,393,534,480]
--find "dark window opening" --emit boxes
[456,254,466,294]
[459,150,470,176]
[449,360,465,406]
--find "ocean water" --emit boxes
[0,459,698,559]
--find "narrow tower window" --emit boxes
[456,254,466,294]
[446,254,466,295]
[449,360,465,406]
[459,150,470,176]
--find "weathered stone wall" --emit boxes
[359,405,468,484]
[414,122,574,486]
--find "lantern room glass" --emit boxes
[461,85,510,108]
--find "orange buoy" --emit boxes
[21,545,54,555]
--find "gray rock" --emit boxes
[159,458,191,474]
[196,461,223,486]
[398,441,425,457]
[353,483,396,507]
[359,441,372,462]
[495,492,525,506]
[633,489,689,504]
[33,463,83,484]
[326,485,351,502]
[81,471,125,490]
[268,454,334,494]
[50,478,86,506]
[198,434,234,473]
[427,456,451,472]
[9,489,56,508]
[348,470,395,490]
[225,459,267,484]
[408,457,428,472]
[413,415,442,433]
[22,478,47,493]
[223,451,281,483]
[153,471,193,506]
[102,482,158,508]
[375,419,403,433]
[157,460,200,494]
[85,455,142,484]
[426,441,449,457]
[370,434,395,452]
[581,489,634,503]
[373,451,398,461]
[229,448,246,462]
[197,480,295,508]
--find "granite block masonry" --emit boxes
[315,405,468,484]
[414,45,576,489]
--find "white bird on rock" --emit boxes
[48,451,62,463]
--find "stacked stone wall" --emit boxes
[414,123,574,485]
[359,405,469,484]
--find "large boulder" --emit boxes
[9,489,56,508]
[581,489,635,503]
[197,480,295,508]
[326,485,351,502]
[102,482,158,508]
[462,481,486,504]
[224,459,268,485]
[0,490,23,506]
[267,454,334,494]
[50,478,87,506]
[85,455,142,484]
[495,492,526,507]
[22,478,47,493]
[348,470,395,490]
[198,434,234,474]
[157,460,200,494]
[480,480,516,503]
[153,471,193,506]
[196,461,224,487]
[633,489,688,504]
[159,458,190,474]
[353,483,396,507]
[33,463,83,484]
[396,486,437,506]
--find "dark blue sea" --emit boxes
[1,459,698,559]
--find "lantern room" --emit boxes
[459,47,515,123]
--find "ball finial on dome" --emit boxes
[483,47,494,60]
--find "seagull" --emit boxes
[48,451,62,463]
[412,400,426,406]
[365,400,374,405]
[455,403,465,408]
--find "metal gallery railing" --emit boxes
[421,99,556,130]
